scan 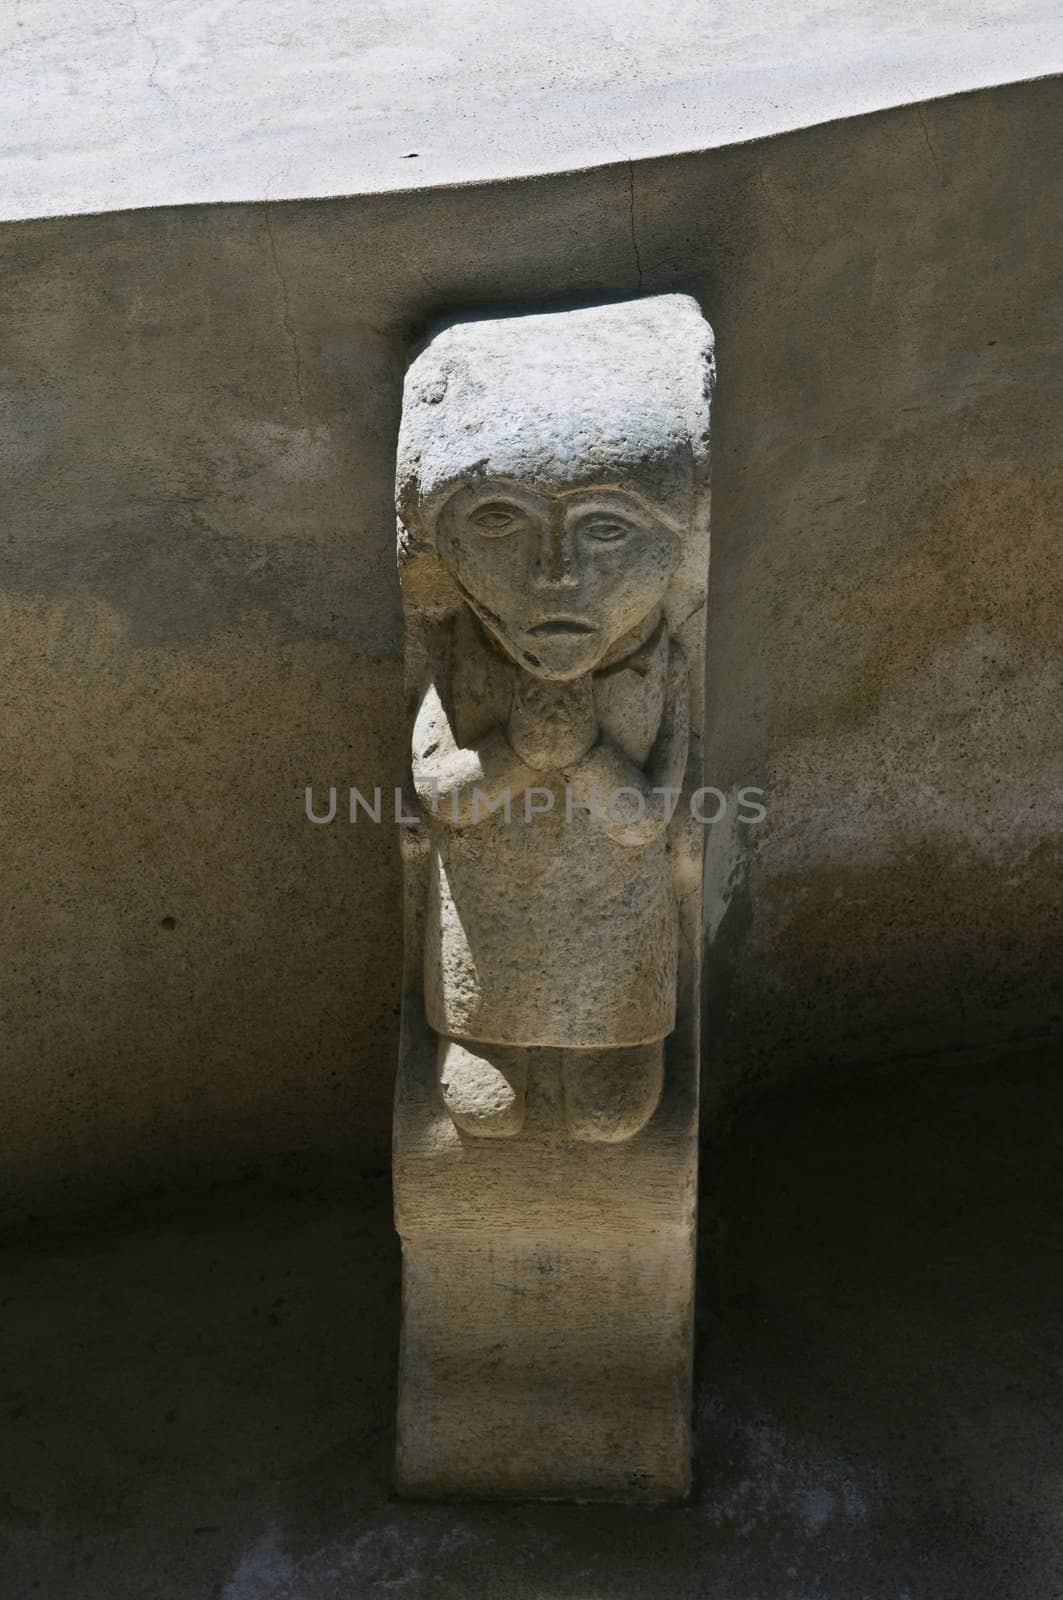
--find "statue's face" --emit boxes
[433,482,681,680]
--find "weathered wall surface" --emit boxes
[1,79,1060,1217]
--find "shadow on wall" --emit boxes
[0,76,1060,1215]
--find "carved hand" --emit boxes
[507,671,598,772]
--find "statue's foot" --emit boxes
[438,1038,527,1137]
[561,1043,664,1143]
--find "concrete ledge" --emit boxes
[2,0,1062,221]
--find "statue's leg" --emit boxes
[561,1041,664,1142]
[437,1036,528,1137]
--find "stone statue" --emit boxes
[393,295,714,1501]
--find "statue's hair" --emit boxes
[396,295,714,550]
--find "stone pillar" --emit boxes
[392,296,714,1500]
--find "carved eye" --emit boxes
[580,516,630,543]
[470,503,522,538]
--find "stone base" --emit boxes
[393,1017,698,1501]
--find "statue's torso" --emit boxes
[423,610,679,1048]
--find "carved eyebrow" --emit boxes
[558,487,686,537]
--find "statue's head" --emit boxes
[397,296,714,681]
[431,479,679,680]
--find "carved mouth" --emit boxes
[528,618,596,638]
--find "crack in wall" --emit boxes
[916,105,947,185]
[263,202,308,416]
[626,159,644,290]
[610,142,645,291]
[122,2,177,111]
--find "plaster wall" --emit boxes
[1,78,1060,1218]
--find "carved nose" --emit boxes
[536,514,579,588]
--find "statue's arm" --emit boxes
[562,643,690,846]
[412,673,538,828]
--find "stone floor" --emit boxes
[2,1045,1061,1599]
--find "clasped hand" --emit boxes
[507,670,598,772]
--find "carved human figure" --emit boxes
[396,297,712,1141]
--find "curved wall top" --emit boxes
[2,0,1061,222]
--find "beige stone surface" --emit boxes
[393,1012,699,1498]
[0,593,403,1214]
